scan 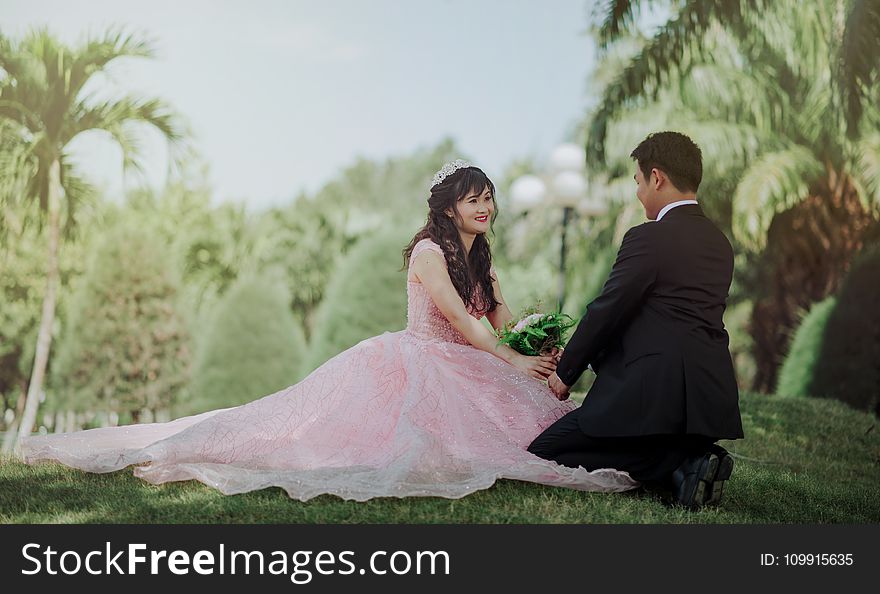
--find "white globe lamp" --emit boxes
[551,170,587,207]
[548,143,586,173]
[509,174,547,213]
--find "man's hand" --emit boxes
[548,372,571,401]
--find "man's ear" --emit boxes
[651,168,665,190]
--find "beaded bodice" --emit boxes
[406,239,489,345]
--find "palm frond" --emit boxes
[0,30,46,86]
[839,0,880,135]
[744,0,830,83]
[0,96,41,132]
[0,52,45,132]
[597,0,641,48]
[853,132,880,210]
[796,78,840,158]
[0,122,38,243]
[676,58,795,135]
[66,27,155,100]
[63,95,188,178]
[732,145,825,250]
[58,154,96,239]
[66,95,184,145]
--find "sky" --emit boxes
[2,0,608,210]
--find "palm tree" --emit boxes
[0,28,186,449]
[586,0,880,391]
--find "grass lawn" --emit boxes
[1,391,878,524]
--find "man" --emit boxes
[529,131,744,509]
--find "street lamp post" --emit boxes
[557,204,573,310]
[510,143,607,310]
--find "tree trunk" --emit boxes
[1,419,18,453]
[14,158,62,450]
[749,167,877,393]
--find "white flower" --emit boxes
[512,313,544,333]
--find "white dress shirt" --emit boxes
[656,199,698,221]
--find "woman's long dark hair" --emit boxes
[403,165,500,313]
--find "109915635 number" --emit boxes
[788,553,853,566]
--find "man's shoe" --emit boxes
[671,451,719,510]
[704,444,734,506]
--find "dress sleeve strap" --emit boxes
[411,238,445,261]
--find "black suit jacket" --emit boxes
[556,204,744,439]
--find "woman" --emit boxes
[20,160,638,501]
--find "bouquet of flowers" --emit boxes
[496,306,576,356]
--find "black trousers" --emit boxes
[527,408,715,486]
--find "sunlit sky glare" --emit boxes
[2,0,663,211]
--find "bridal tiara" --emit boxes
[431,159,472,188]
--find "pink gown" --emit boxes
[20,239,638,501]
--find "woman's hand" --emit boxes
[511,353,558,380]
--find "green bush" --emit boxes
[51,223,191,420]
[302,229,411,374]
[724,299,757,390]
[186,271,306,414]
[775,297,836,398]
[811,244,880,416]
